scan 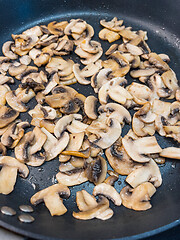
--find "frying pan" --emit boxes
[0,0,180,239]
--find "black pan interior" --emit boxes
[0,0,180,239]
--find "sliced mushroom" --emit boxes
[105,139,140,175]
[105,44,118,55]
[87,115,122,149]
[130,68,156,79]
[31,183,70,216]
[126,159,162,188]
[0,156,29,194]
[0,106,19,128]
[0,74,14,85]
[66,119,88,133]
[98,103,131,126]
[93,182,121,207]
[0,142,6,156]
[160,147,180,160]
[99,28,120,43]
[8,62,27,77]
[0,85,10,106]
[120,182,156,211]
[100,17,123,32]
[85,156,107,185]
[149,52,169,71]
[76,190,98,211]
[2,41,18,59]
[122,135,162,162]
[84,96,98,120]
[48,21,68,36]
[41,127,69,161]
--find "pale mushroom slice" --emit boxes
[54,114,82,138]
[59,132,84,162]
[1,121,29,148]
[102,51,130,77]
[0,74,14,85]
[98,103,131,126]
[2,41,18,59]
[84,96,98,120]
[126,159,162,188]
[73,61,101,85]
[86,115,122,149]
[41,127,69,161]
[67,120,88,134]
[161,69,179,98]
[120,182,156,211]
[122,135,162,163]
[64,19,87,35]
[73,196,110,220]
[56,168,88,186]
[160,147,180,160]
[0,84,10,106]
[105,44,118,55]
[31,183,70,216]
[130,68,156,79]
[176,88,180,102]
[148,52,170,72]
[0,106,19,128]
[0,156,29,195]
[99,28,120,43]
[105,139,141,175]
[85,156,107,185]
[119,28,138,40]
[93,183,122,206]
[100,17,124,32]
[108,85,133,105]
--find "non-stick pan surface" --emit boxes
[0,0,179,239]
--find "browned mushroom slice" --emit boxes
[0,106,19,128]
[56,168,88,186]
[93,183,121,206]
[31,183,70,216]
[62,149,90,159]
[119,28,138,40]
[1,121,29,148]
[8,62,27,77]
[99,28,120,43]
[130,68,156,79]
[105,44,118,55]
[87,115,122,149]
[161,69,179,97]
[0,74,14,85]
[0,142,6,156]
[73,197,109,220]
[102,51,130,77]
[148,52,169,71]
[84,96,98,120]
[126,159,162,188]
[105,138,140,175]
[41,127,69,161]
[100,17,124,32]
[98,103,131,126]
[122,135,162,163]
[2,41,18,59]
[128,36,151,55]
[160,147,180,160]
[0,85,10,106]
[85,156,107,185]
[64,19,87,35]
[120,182,156,211]
[0,156,29,194]
[47,21,68,36]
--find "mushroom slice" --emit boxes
[8,62,27,77]
[176,88,180,102]
[93,183,121,206]
[73,197,109,220]
[0,156,29,194]
[105,140,140,175]
[66,119,88,134]
[105,44,118,55]
[2,41,18,59]
[53,36,74,56]
[0,142,6,156]
[98,103,131,125]
[84,96,98,120]
[85,156,107,185]
[108,85,133,105]
[47,21,68,36]
[56,168,88,186]
[1,121,29,148]
[100,17,123,32]
[73,62,101,85]
[122,135,162,163]
[41,127,69,161]
[120,182,156,211]
[126,159,162,188]
[160,147,180,160]
[91,68,113,93]
[54,114,82,138]
[30,183,70,216]
[130,68,156,79]
[0,84,10,106]
[102,51,130,77]
[161,69,179,96]
[87,116,122,149]
[126,43,143,56]
[99,28,120,43]
[119,28,138,40]
[149,52,169,71]
[0,106,19,128]
[64,19,87,35]
[80,39,100,54]
[76,190,98,211]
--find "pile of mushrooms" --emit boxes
[0,17,179,220]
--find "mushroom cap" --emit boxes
[120,182,156,211]
[126,159,162,188]
[0,106,19,128]
[160,147,180,160]
[93,183,122,206]
[0,156,29,178]
[122,135,162,163]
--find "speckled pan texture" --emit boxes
[0,0,179,240]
